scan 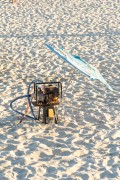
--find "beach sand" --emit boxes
[0,0,120,179]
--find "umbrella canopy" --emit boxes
[45,44,113,91]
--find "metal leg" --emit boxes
[37,106,41,120]
[54,107,58,124]
[43,106,47,124]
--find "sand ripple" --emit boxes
[0,0,120,179]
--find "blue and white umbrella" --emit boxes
[45,44,113,91]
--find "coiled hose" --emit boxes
[10,79,43,120]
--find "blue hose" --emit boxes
[10,79,43,120]
[10,94,35,119]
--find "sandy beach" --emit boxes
[0,0,120,179]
